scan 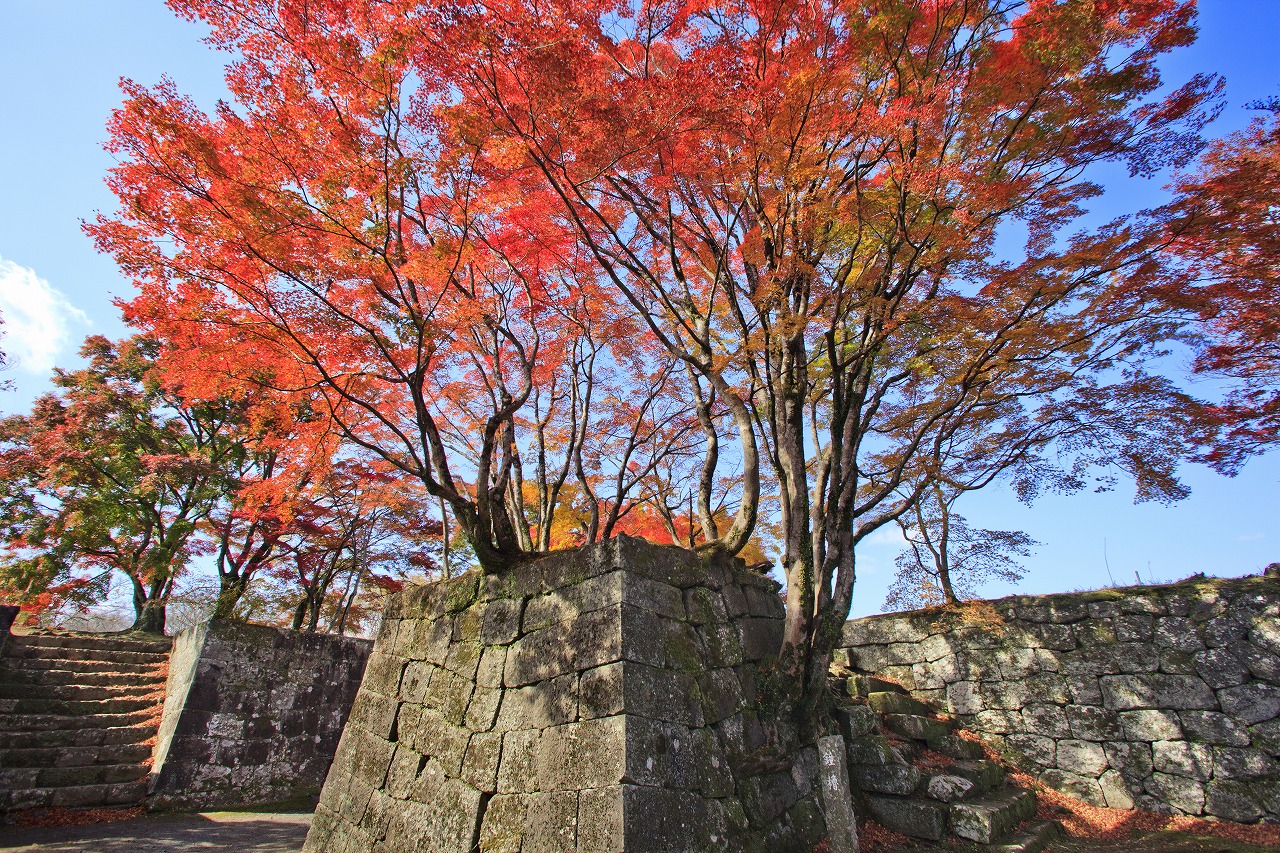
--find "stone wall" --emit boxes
[0,605,17,655]
[304,536,828,853]
[149,619,372,810]
[836,574,1280,822]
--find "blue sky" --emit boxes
[0,1,1277,617]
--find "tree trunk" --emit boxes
[213,573,249,620]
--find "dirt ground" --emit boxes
[0,811,311,853]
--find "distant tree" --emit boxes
[885,487,1039,611]
[0,336,239,633]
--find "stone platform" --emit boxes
[303,536,826,853]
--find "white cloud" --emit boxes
[0,256,89,376]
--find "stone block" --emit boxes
[950,788,1035,843]
[523,790,578,853]
[848,763,922,795]
[833,704,878,741]
[1212,746,1279,781]
[1056,739,1108,777]
[577,786,624,852]
[1113,614,1154,643]
[478,793,528,853]
[865,795,947,841]
[816,736,859,853]
[883,713,949,741]
[1155,617,1205,652]
[1105,741,1153,781]
[845,734,898,766]
[1066,705,1122,742]
[1178,710,1250,746]
[1100,674,1155,710]
[976,709,1023,735]
[1098,769,1135,810]
[496,674,578,731]
[1119,709,1183,742]
[1023,703,1071,738]
[1039,769,1106,806]
[947,681,983,715]
[924,773,974,804]
[867,691,932,717]
[1205,779,1265,822]
[1218,683,1280,725]
[537,717,627,791]
[481,598,524,645]
[1147,772,1205,815]
[1152,740,1213,781]
[1149,674,1218,711]
[1194,647,1252,689]
[1005,734,1056,769]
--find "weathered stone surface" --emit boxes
[1022,703,1070,738]
[1098,769,1135,810]
[1178,710,1251,746]
[867,691,932,717]
[1005,734,1056,769]
[849,763,921,795]
[1100,675,1155,710]
[1205,779,1265,822]
[836,575,1280,822]
[1212,746,1279,781]
[306,537,824,853]
[1056,739,1108,777]
[816,736,859,853]
[151,620,371,811]
[1218,683,1280,725]
[950,788,1036,843]
[883,713,949,741]
[865,794,947,841]
[1119,709,1183,742]
[1152,740,1213,781]
[1039,769,1106,807]
[1147,772,1205,815]
[925,773,975,802]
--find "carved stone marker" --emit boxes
[303,536,827,853]
[817,734,860,852]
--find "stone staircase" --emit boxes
[834,674,1061,852]
[0,632,170,817]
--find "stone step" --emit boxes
[2,644,169,666]
[949,787,1037,844]
[0,681,162,701]
[0,762,150,792]
[0,709,159,732]
[3,695,159,717]
[847,674,908,697]
[983,819,1061,853]
[0,742,153,768]
[9,634,171,655]
[0,780,149,811]
[927,732,986,760]
[883,712,952,741]
[864,794,949,841]
[867,690,934,717]
[850,763,922,796]
[846,734,906,766]
[0,666,168,688]
[0,656,166,677]
[922,760,1004,803]
[948,759,1005,794]
[0,724,154,750]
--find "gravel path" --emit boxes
[0,812,310,852]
